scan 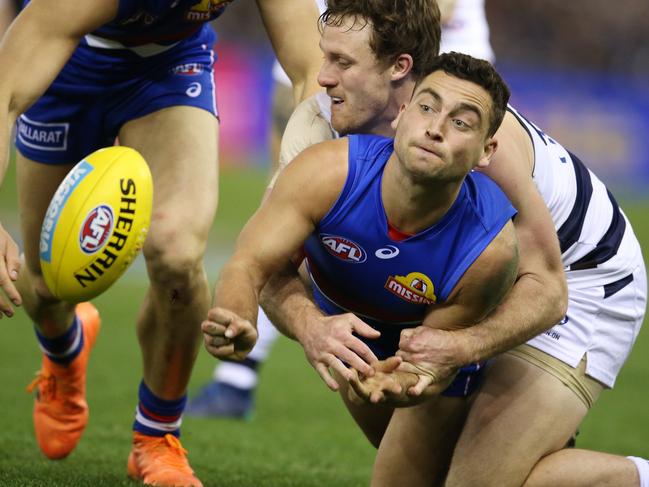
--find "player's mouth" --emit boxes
[415,144,442,159]
[330,96,344,107]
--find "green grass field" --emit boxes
[1,164,648,486]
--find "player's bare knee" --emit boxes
[144,231,206,302]
[31,274,61,304]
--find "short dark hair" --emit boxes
[320,0,441,80]
[426,52,511,136]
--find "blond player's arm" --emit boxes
[204,139,348,358]
[437,0,459,24]
[269,93,336,189]
[256,0,323,104]
[0,0,118,316]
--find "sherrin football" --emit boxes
[40,146,153,302]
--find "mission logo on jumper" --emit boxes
[79,205,114,255]
[320,234,367,263]
[385,272,437,305]
[17,115,68,151]
[186,0,232,20]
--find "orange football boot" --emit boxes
[127,432,203,487]
[26,302,101,459]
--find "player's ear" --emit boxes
[391,54,413,81]
[391,104,407,130]
[477,138,498,168]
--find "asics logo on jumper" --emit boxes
[186,82,202,98]
[375,245,400,259]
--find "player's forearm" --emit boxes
[259,264,322,341]
[213,260,266,326]
[455,271,568,364]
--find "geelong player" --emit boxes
[0,1,321,485]
[215,3,647,486]
[202,54,521,487]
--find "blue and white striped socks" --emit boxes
[34,317,84,365]
[133,381,186,437]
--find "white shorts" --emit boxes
[527,214,647,388]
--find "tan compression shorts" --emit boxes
[505,344,605,409]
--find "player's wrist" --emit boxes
[292,303,323,344]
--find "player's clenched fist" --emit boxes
[202,307,258,361]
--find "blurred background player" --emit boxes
[187,0,496,420]
[0,1,321,485]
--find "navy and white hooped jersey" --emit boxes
[508,106,640,278]
[304,134,516,328]
[22,0,231,54]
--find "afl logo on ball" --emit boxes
[79,205,114,254]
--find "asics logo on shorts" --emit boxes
[186,82,202,98]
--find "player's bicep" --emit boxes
[423,220,519,330]
[269,94,336,189]
[232,139,349,283]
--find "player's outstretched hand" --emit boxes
[296,311,380,391]
[202,307,258,361]
[348,356,421,407]
[0,223,21,318]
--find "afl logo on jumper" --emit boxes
[385,272,437,305]
[79,205,114,254]
[320,234,367,263]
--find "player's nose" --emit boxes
[317,61,337,88]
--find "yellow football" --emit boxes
[40,146,153,302]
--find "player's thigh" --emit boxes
[373,395,470,487]
[16,153,75,281]
[333,370,393,448]
[446,353,593,487]
[118,106,219,259]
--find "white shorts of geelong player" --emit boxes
[527,213,647,388]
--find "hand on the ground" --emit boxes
[0,223,21,318]
[202,307,258,361]
[348,356,421,407]
[396,326,462,396]
[296,311,380,391]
